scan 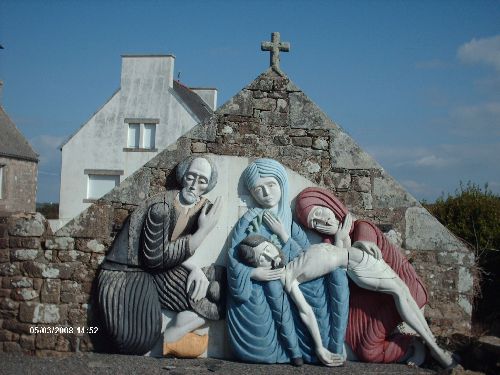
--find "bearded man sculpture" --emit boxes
[97,156,225,356]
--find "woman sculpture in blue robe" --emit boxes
[227,158,350,366]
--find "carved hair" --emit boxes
[237,234,285,269]
[176,155,218,193]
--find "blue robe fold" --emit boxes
[227,210,349,363]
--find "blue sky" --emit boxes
[1,0,499,203]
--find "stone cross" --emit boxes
[261,32,290,75]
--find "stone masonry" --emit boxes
[0,68,475,356]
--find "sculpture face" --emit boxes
[307,206,340,234]
[180,157,212,204]
[250,176,282,209]
[253,240,282,268]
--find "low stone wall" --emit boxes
[0,212,109,356]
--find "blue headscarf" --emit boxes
[242,159,292,235]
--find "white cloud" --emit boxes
[368,146,456,169]
[415,59,450,70]
[30,134,65,173]
[458,35,500,71]
[450,101,500,136]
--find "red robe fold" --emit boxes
[346,220,428,363]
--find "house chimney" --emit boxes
[120,54,175,92]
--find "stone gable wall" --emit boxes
[0,157,38,213]
[0,69,476,356]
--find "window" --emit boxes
[0,166,3,199]
[124,118,159,151]
[83,169,124,202]
[128,123,140,148]
[143,124,156,149]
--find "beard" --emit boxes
[180,188,198,205]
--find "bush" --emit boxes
[424,182,500,334]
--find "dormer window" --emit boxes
[124,118,158,152]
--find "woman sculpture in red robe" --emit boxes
[295,187,429,364]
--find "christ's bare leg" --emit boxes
[164,311,206,343]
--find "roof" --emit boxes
[0,106,38,162]
[173,80,213,122]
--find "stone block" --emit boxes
[2,319,33,334]
[20,334,35,350]
[291,136,313,147]
[9,237,41,249]
[22,262,55,278]
[0,263,20,277]
[10,249,40,261]
[312,137,329,150]
[288,129,307,137]
[361,192,373,210]
[253,98,276,111]
[289,91,335,130]
[19,302,66,324]
[0,288,10,298]
[0,238,8,249]
[75,238,106,254]
[352,175,371,192]
[252,90,266,99]
[191,142,207,153]
[247,77,273,91]
[3,341,22,352]
[45,237,75,250]
[218,90,254,117]
[57,250,90,263]
[55,335,72,351]
[0,298,19,312]
[41,279,61,303]
[8,213,46,237]
[12,288,39,301]
[68,307,87,325]
[0,329,13,341]
[0,309,18,319]
[273,135,290,146]
[61,289,87,304]
[33,278,43,290]
[36,334,56,350]
[259,110,288,127]
[273,77,289,92]
[0,249,9,263]
[372,176,417,209]
[276,98,287,112]
[53,263,79,280]
[405,207,468,251]
[323,172,351,191]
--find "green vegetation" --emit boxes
[423,182,500,334]
[424,182,499,254]
[36,202,59,219]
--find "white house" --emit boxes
[58,55,216,225]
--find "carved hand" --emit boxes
[363,241,382,260]
[250,266,283,282]
[316,347,345,367]
[263,211,289,243]
[197,196,222,234]
[186,266,209,302]
[335,212,353,247]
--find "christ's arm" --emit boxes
[286,279,344,367]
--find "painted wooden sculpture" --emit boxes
[295,187,455,368]
[226,158,350,366]
[97,156,225,356]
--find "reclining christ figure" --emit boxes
[236,234,455,368]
